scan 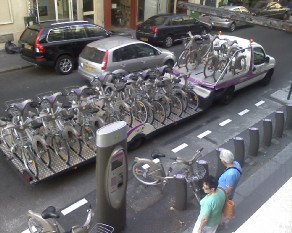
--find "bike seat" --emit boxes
[30,122,43,130]
[41,206,60,219]
[156,81,165,88]
[151,152,165,159]
[172,77,181,84]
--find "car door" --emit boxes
[132,43,163,70]
[251,46,268,81]
[184,15,203,36]
[167,15,188,41]
[111,44,139,72]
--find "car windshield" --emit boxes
[143,15,168,25]
[80,46,105,63]
[20,28,39,44]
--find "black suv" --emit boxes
[19,21,112,75]
[136,14,212,48]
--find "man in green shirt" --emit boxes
[192,176,226,233]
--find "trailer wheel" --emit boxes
[220,86,234,105]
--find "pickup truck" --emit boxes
[173,35,276,106]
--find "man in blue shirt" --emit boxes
[218,149,242,200]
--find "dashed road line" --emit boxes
[238,109,250,116]
[255,100,265,106]
[61,198,88,216]
[21,229,30,233]
[172,143,188,153]
[197,130,212,139]
[219,119,232,126]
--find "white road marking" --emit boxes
[61,198,88,216]
[21,229,30,233]
[238,109,250,116]
[197,130,212,139]
[172,143,188,153]
[255,100,265,106]
[219,119,232,126]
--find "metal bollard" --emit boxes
[233,137,245,167]
[262,119,272,147]
[215,148,225,178]
[285,104,292,130]
[274,111,285,138]
[248,127,259,157]
[174,174,187,210]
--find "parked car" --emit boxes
[78,36,176,82]
[136,13,212,48]
[249,1,290,20]
[19,21,115,75]
[209,5,252,32]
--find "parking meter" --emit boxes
[96,121,128,232]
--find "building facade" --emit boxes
[0,0,228,50]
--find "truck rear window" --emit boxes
[20,28,39,44]
[80,46,105,63]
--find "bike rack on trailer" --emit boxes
[0,80,211,184]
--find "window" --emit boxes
[48,28,65,42]
[71,25,87,39]
[171,17,183,25]
[113,45,137,62]
[85,25,107,37]
[182,16,194,24]
[253,47,266,65]
[80,47,105,63]
[134,44,156,58]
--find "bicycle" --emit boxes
[132,148,206,204]
[27,205,95,233]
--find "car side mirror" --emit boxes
[265,56,270,63]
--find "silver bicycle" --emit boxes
[132,148,206,204]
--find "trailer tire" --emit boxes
[220,86,234,105]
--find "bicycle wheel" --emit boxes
[177,50,190,68]
[203,56,219,79]
[115,102,133,127]
[1,128,15,149]
[158,96,171,118]
[190,181,202,206]
[188,91,200,111]
[169,95,183,116]
[22,147,39,178]
[81,125,96,151]
[152,101,166,123]
[143,100,154,124]
[186,51,199,71]
[66,130,82,156]
[132,100,148,123]
[28,217,43,233]
[174,90,188,112]
[51,135,70,164]
[214,59,228,82]
[232,55,247,75]
[35,140,51,168]
[132,160,163,185]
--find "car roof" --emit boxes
[86,36,147,50]
[27,21,94,30]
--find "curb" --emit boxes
[0,64,34,74]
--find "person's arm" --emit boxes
[225,185,233,199]
[198,215,209,233]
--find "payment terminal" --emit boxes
[95,121,128,232]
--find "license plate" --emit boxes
[140,37,148,42]
[84,64,93,71]
[24,43,32,50]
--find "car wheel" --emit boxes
[259,69,273,86]
[55,55,74,75]
[220,86,234,105]
[283,12,289,20]
[163,35,173,48]
[201,27,208,35]
[229,23,236,32]
[164,59,174,68]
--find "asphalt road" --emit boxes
[0,25,292,233]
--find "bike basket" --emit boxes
[89,223,114,233]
